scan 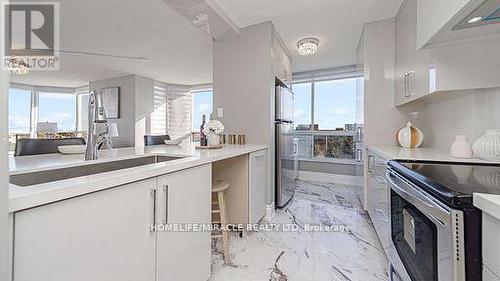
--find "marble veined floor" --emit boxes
[210,178,389,281]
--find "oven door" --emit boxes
[386,169,465,281]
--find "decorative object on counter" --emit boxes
[36,122,58,139]
[203,120,224,147]
[200,115,207,146]
[221,134,226,144]
[450,134,473,159]
[396,121,424,148]
[237,134,246,145]
[473,129,500,161]
[101,87,120,118]
[228,134,236,145]
[164,133,191,146]
[57,145,87,155]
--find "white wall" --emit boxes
[135,76,154,147]
[0,0,9,278]
[400,88,500,150]
[89,75,137,147]
[213,22,277,205]
[89,75,157,148]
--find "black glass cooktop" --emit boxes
[388,160,500,208]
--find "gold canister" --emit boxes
[238,135,246,145]
[228,134,236,145]
[221,134,226,144]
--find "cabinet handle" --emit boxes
[368,155,374,173]
[356,149,363,162]
[151,188,157,230]
[404,72,409,97]
[163,185,169,224]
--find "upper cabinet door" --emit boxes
[13,179,157,281]
[156,164,211,281]
[395,0,430,106]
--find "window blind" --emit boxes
[166,85,191,139]
[151,82,191,138]
[151,83,168,135]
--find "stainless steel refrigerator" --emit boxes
[275,83,298,208]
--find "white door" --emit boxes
[156,164,211,281]
[249,150,269,224]
[13,179,157,281]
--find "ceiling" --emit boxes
[213,0,403,72]
[11,0,213,87]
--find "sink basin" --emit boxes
[10,155,184,187]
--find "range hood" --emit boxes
[453,0,500,30]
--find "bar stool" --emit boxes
[212,179,231,264]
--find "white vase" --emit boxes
[473,129,500,161]
[397,121,424,148]
[450,134,473,159]
[207,134,220,146]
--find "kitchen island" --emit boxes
[7,143,269,281]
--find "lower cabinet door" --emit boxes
[249,149,268,224]
[156,164,211,281]
[13,179,157,281]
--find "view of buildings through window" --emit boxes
[292,77,360,161]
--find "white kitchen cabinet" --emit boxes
[156,164,211,281]
[249,149,269,224]
[13,179,157,281]
[395,0,500,106]
[272,32,292,86]
[367,149,391,254]
[482,212,500,278]
[395,0,430,106]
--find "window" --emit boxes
[38,92,77,131]
[292,77,361,162]
[313,78,357,131]
[293,83,312,131]
[192,90,213,131]
[8,88,32,151]
[8,88,32,134]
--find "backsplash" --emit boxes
[399,87,500,151]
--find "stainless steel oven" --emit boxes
[386,168,466,281]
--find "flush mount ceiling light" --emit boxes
[6,57,30,76]
[297,38,319,56]
[467,16,483,24]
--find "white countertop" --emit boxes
[367,144,500,164]
[9,143,268,212]
[474,193,500,220]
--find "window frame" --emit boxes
[292,74,362,163]
[8,83,80,136]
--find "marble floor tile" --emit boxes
[210,178,389,281]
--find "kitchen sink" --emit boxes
[10,155,184,187]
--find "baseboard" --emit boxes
[265,202,276,221]
[298,170,363,186]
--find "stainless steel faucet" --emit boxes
[85,90,110,160]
